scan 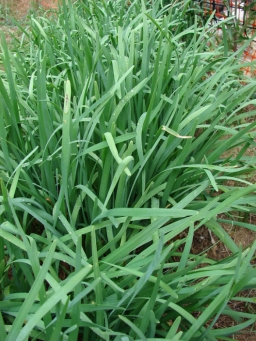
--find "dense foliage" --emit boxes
[0,0,256,340]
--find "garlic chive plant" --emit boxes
[0,0,256,340]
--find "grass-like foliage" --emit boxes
[0,0,256,340]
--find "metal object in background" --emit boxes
[194,0,256,33]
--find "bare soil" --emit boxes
[0,0,58,18]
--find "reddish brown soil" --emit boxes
[0,0,58,19]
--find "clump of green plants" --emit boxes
[0,0,256,340]
[0,1,12,25]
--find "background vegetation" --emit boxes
[0,0,256,340]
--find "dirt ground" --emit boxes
[0,0,58,42]
[0,0,58,20]
[0,1,255,340]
